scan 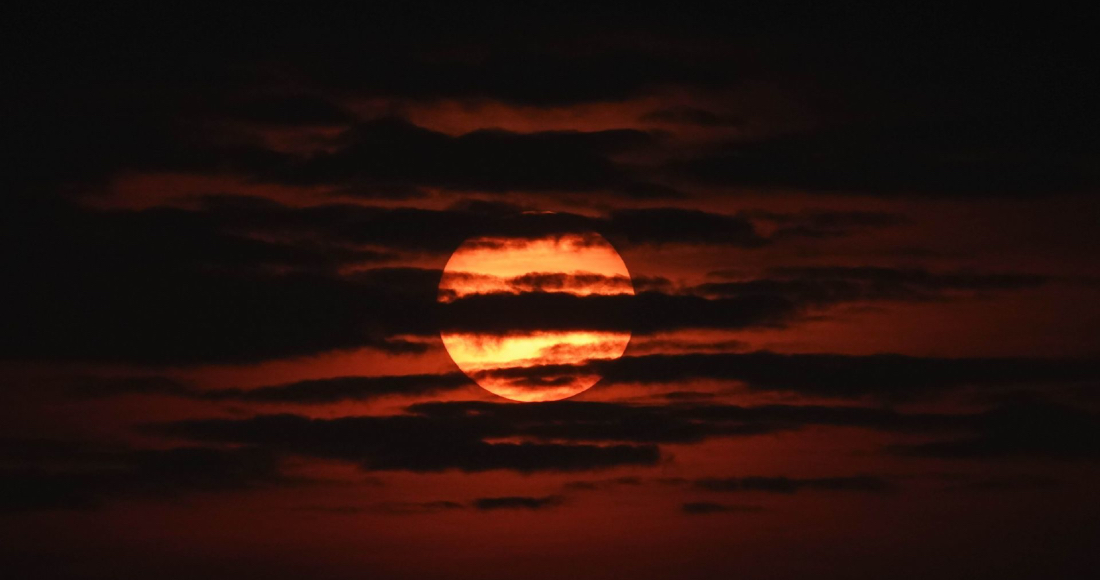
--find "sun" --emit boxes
[438,231,633,402]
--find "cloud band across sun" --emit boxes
[439,233,634,401]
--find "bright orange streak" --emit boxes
[441,235,632,282]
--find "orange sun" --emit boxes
[439,231,633,402]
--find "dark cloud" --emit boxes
[6,200,392,275]
[317,47,732,108]
[66,349,1087,408]
[640,107,743,127]
[697,266,1048,306]
[439,271,636,299]
[5,8,705,194]
[681,502,763,515]
[1,201,439,364]
[562,476,644,491]
[749,210,909,230]
[943,475,1061,493]
[311,497,568,515]
[362,500,468,515]
[659,391,721,401]
[23,7,1081,113]
[143,402,961,488]
[0,440,293,513]
[53,375,195,400]
[271,117,675,198]
[405,398,1100,463]
[666,11,1096,201]
[154,351,1100,409]
[200,196,771,254]
[672,112,1100,198]
[472,495,564,511]
[565,474,893,495]
[217,94,358,127]
[151,413,660,473]
[502,272,634,293]
[11,6,1096,206]
[606,208,765,247]
[4,92,271,195]
[439,264,1046,336]
[626,338,748,355]
[406,400,970,444]
[145,393,1100,464]
[7,395,1093,516]
[631,275,677,293]
[747,211,911,240]
[2,257,430,366]
[202,372,471,404]
[251,6,767,107]
[694,475,893,493]
[889,401,1100,460]
[474,352,1100,401]
[769,266,1048,289]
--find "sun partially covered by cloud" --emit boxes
[439,232,634,401]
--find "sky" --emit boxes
[2,6,1099,579]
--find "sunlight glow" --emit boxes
[439,232,633,402]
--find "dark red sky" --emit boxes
[3,6,1099,579]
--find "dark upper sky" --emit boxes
[2,6,1099,579]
